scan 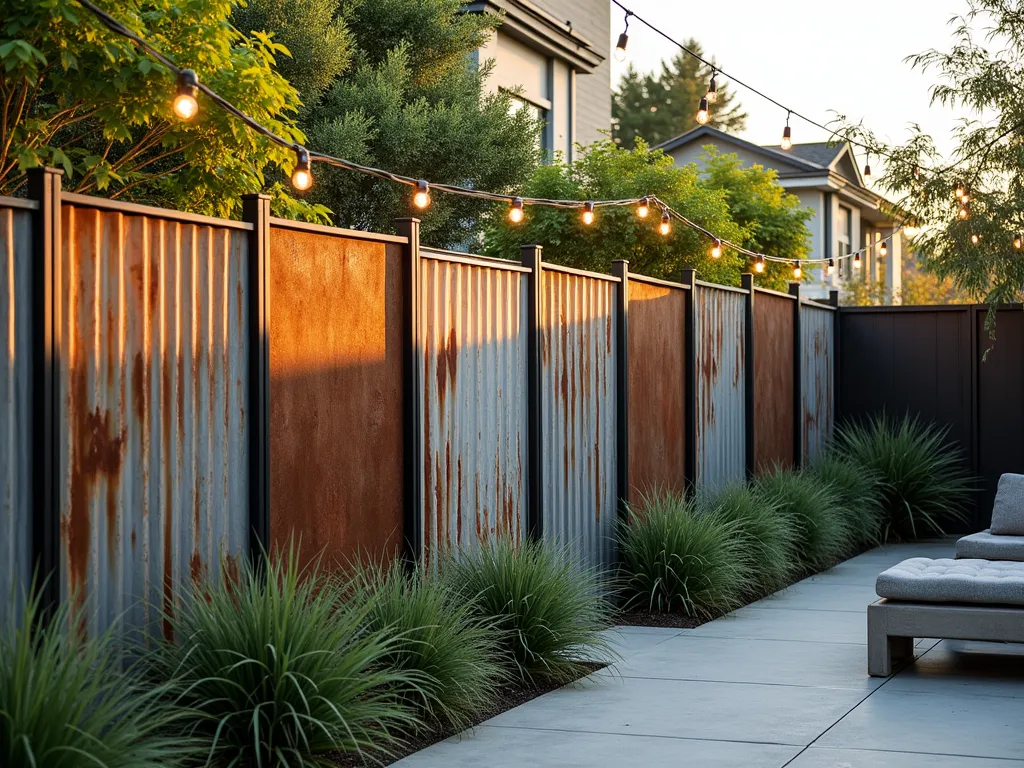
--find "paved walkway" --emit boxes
[397,541,1024,767]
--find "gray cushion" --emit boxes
[990,473,1024,535]
[876,557,1024,605]
[956,530,1024,562]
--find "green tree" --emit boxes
[699,147,811,291]
[235,0,541,247]
[486,140,768,287]
[836,0,1024,306]
[1,0,322,221]
[613,45,747,148]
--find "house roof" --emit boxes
[782,142,846,169]
[655,126,823,173]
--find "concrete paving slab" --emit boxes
[787,746,1024,767]
[749,582,880,613]
[484,674,867,746]
[816,688,1024,760]
[601,627,682,656]
[886,640,1024,699]
[394,727,801,767]
[688,606,870,644]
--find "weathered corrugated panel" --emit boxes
[0,206,32,612]
[59,205,249,640]
[695,284,746,491]
[541,269,617,572]
[753,291,794,473]
[626,278,685,502]
[801,304,835,463]
[421,256,528,569]
[269,228,404,569]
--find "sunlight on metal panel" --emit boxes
[802,305,835,463]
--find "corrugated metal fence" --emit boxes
[801,302,836,463]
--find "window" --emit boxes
[837,205,852,277]
[506,92,549,158]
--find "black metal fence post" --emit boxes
[682,268,698,494]
[790,281,803,467]
[396,218,423,565]
[742,274,756,478]
[521,244,544,541]
[241,194,271,561]
[829,289,841,428]
[612,260,630,517]
[27,167,61,615]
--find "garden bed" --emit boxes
[334,662,607,767]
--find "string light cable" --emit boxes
[75,0,900,270]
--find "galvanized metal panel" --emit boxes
[420,256,528,569]
[0,206,32,612]
[541,269,617,572]
[59,204,249,640]
[801,304,835,463]
[695,283,746,491]
[626,278,686,502]
[753,291,795,473]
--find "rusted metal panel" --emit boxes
[626,278,686,503]
[801,304,835,463]
[420,255,528,569]
[269,227,404,568]
[754,291,795,473]
[541,269,618,571]
[59,204,249,639]
[694,283,746,491]
[0,206,32,609]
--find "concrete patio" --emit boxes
[396,541,1024,767]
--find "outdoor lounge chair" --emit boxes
[867,473,1024,676]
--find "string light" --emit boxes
[958,204,970,220]
[706,71,718,104]
[754,255,765,273]
[291,146,312,191]
[793,264,802,279]
[582,201,595,226]
[615,11,631,62]
[710,238,722,259]
[879,240,888,258]
[826,258,835,276]
[637,196,650,218]
[854,253,862,269]
[971,233,980,245]
[173,69,199,120]
[1015,234,1023,250]
[413,179,431,209]
[696,96,710,125]
[508,197,524,224]
[863,155,872,183]
[955,183,966,199]
[659,210,671,236]
[781,112,792,151]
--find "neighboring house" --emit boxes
[465,0,611,161]
[656,125,902,301]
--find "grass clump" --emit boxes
[1,591,189,768]
[351,560,504,732]
[444,536,614,686]
[755,467,850,572]
[618,492,748,618]
[833,414,973,540]
[809,453,885,550]
[150,548,419,767]
[700,483,795,595]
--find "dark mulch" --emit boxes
[332,661,606,767]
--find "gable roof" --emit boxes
[655,125,822,173]
[784,142,845,169]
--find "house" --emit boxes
[656,125,902,301]
[464,0,610,161]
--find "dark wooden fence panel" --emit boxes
[753,291,795,473]
[626,278,686,502]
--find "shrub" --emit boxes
[150,549,419,767]
[0,591,188,768]
[809,453,885,550]
[351,561,504,732]
[618,492,748,618]
[832,414,973,540]
[443,537,614,685]
[755,467,850,572]
[700,483,796,595]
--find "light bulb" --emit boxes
[955,183,966,199]
[659,211,671,236]
[863,163,872,182]
[958,205,969,220]
[706,73,718,104]
[173,69,199,120]
[615,32,628,62]
[582,201,595,226]
[826,258,835,276]
[793,264,802,279]
[781,125,792,151]
[710,239,722,259]
[971,233,980,245]
[754,256,765,274]
[1015,235,1023,250]
[879,241,888,257]
[854,253,862,269]
[905,226,919,237]
[961,194,970,204]
[637,197,650,218]
[696,96,710,125]
[413,179,431,209]
[291,147,313,191]
[508,197,524,223]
